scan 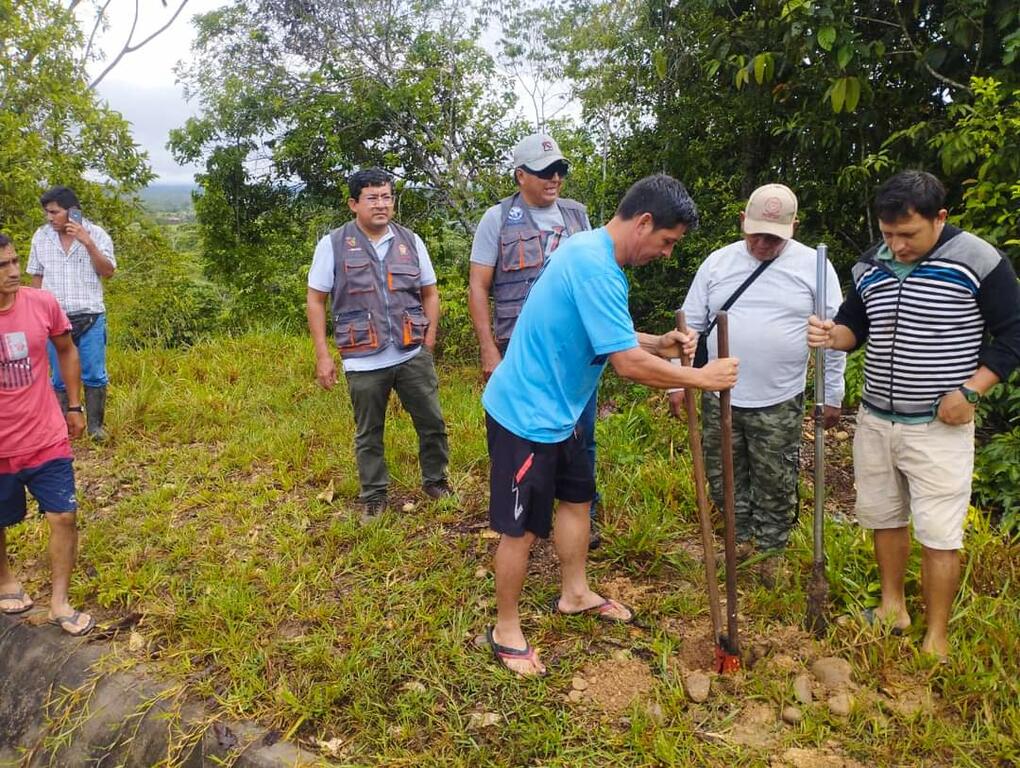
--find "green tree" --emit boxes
[0,0,153,243]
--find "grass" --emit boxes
[6,331,1019,766]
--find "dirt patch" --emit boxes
[772,746,868,768]
[662,614,719,672]
[801,414,856,519]
[725,700,781,749]
[571,657,657,718]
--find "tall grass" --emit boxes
[8,332,1017,766]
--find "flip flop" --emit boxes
[548,595,635,624]
[0,589,34,615]
[861,607,906,637]
[485,626,546,677]
[48,611,96,637]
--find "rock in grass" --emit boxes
[402,501,415,512]
[684,671,711,703]
[782,705,803,725]
[827,692,851,717]
[810,657,852,687]
[567,689,585,703]
[468,712,500,730]
[571,676,589,691]
[401,681,426,693]
[793,673,813,705]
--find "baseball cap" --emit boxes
[743,184,798,240]
[512,133,566,172]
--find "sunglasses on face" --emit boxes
[523,162,569,180]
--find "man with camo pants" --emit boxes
[672,184,845,585]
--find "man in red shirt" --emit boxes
[0,233,93,636]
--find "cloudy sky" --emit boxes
[89,0,225,185]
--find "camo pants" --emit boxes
[701,392,803,552]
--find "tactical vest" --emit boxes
[329,221,428,358]
[491,194,589,342]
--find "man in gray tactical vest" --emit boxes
[307,168,452,522]
[468,134,603,547]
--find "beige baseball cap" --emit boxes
[743,184,798,239]
[512,133,566,171]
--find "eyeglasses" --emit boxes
[522,162,569,180]
[361,194,394,205]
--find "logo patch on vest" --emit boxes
[398,243,409,259]
[345,237,358,248]
[507,206,524,223]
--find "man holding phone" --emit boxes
[27,186,116,441]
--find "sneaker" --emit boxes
[360,497,388,524]
[423,480,455,500]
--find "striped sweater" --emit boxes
[835,226,1020,416]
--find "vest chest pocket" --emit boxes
[499,229,543,272]
[334,310,379,354]
[400,307,430,349]
[387,261,421,292]
[343,257,376,295]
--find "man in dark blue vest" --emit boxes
[307,168,451,522]
[468,134,604,547]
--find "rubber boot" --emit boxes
[56,389,69,413]
[84,385,108,441]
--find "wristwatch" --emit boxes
[958,385,980,404]
[67,405,84,413]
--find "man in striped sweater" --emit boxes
[808,171,1020,660]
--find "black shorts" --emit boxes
[485,412,594,538]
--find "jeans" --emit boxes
[48,313,108,390]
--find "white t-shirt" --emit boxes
[308,225,436,373]
[680,239,846,408]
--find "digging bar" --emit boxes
[674,310,727,671]
[716,311,741,671]
[806,243,831,636]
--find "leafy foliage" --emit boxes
[0,0,152,242]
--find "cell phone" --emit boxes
[68,207,83,225]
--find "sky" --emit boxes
[89,0,226,185]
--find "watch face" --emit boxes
[962,387,979,403]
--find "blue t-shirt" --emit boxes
[482,228,638,442]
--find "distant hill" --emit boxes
[139,183,197,212]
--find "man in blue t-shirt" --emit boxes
[481,175,740,676]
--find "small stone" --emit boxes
[611,649,630,662]
[480,530,500,539]
[571,676,589,691]
[472,633,488,648]
[782,705,803,725]
[402,501,415,513]
[401,681,426,693]
[793,673,813,705]
[835,430,850,441]
[567,689,585,703]
[128,631,146,653]
[827,692,851,717]
[810,656,852,687]
[645,701,664,723]
[474,566,489,579]
[771,654,798,672]
[468,712,500,729]
[684,671,711,703]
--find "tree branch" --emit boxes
[89,0,192,90]
[893,5,970,94]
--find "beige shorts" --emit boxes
[853,407,974,550]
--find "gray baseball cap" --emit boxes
[512,133,566,171]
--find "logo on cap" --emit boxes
[541,141,553,152]
[762,196,784,220]
[507,206,524,223]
